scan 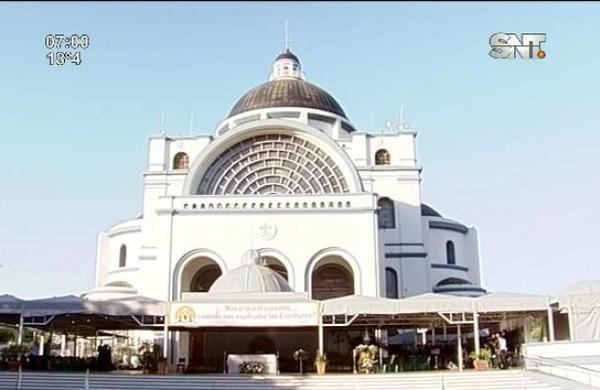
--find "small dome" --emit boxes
[209,263,293,294]
[275,49,300,63]
[421,203,442,217]
[229,78,347,119]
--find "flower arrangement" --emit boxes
[353,344,379,374]
[314,353,328,375]
[293,348,308,374]
[239,361,264,374]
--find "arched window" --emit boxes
[385,268,398,299]
[119,244,127,268]
[446,240,456,265]
[312,259,354,300]
[377,197,395,229]
[190,265,222,292]
[375,149,391,165]
[173,152,189,170]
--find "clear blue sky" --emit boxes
[0,2,599,298]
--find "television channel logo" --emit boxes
[489,33,546,60]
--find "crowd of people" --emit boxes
[385,329,520,371]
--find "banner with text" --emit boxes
[170,302,320,327]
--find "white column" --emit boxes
[443,324,447,341]
[60,334,66,356]
[17,315,23,345]
[163,324,169,360]
[317,302,324,356]
[39,335,45,356]
[546,296,555,342]
[567,299,576,342]
[431,326,436,345]
[318,323,324,356]
[473,311,480,355]
[457,325,463,372]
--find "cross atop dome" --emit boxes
[269,21,304,81]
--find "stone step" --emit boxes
[0,370,566,390]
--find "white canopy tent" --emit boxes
[320,294,402,316]
[554,280,600,342]
[319,291,554,371]
[0,289,567,370]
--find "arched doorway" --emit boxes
[179,257,223,368]
[262,256,288,281]
[311,256,354,300]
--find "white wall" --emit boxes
[135,193,380,301]
[92,118,484,302]
[101,219,142,289]
[523,340,600,387]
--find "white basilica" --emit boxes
[84,48,485,367]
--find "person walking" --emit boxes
[497,333,508,369]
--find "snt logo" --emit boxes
[489,33,546,59]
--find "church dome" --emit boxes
[229,79,347,119]
[209,250,293,294]
[228,49,347,119]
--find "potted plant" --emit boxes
[139,343,164,374]
[1,344,29,372]
[293,348,307,374]
[469,348,492,370]
[353,344,379,374]
[314,353,328,375]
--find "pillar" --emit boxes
[60,334,66,357]
[567,299,576,342]
[443,324,447,342]
[473,311,480,355]
[457,325,463,372]
[546,296,555,342]
[318,322,324,356]
[17,315,23,345]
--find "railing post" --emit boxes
[440,372,445,390]
[15,365,22,390]
[84,368,90,390]
[521,368,526,390]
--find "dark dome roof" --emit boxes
[421,203,442,217]
[275,49,300,63]
[229,78,347,119]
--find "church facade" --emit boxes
[85,48,484,310]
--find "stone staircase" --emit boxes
[0,369,581,390]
